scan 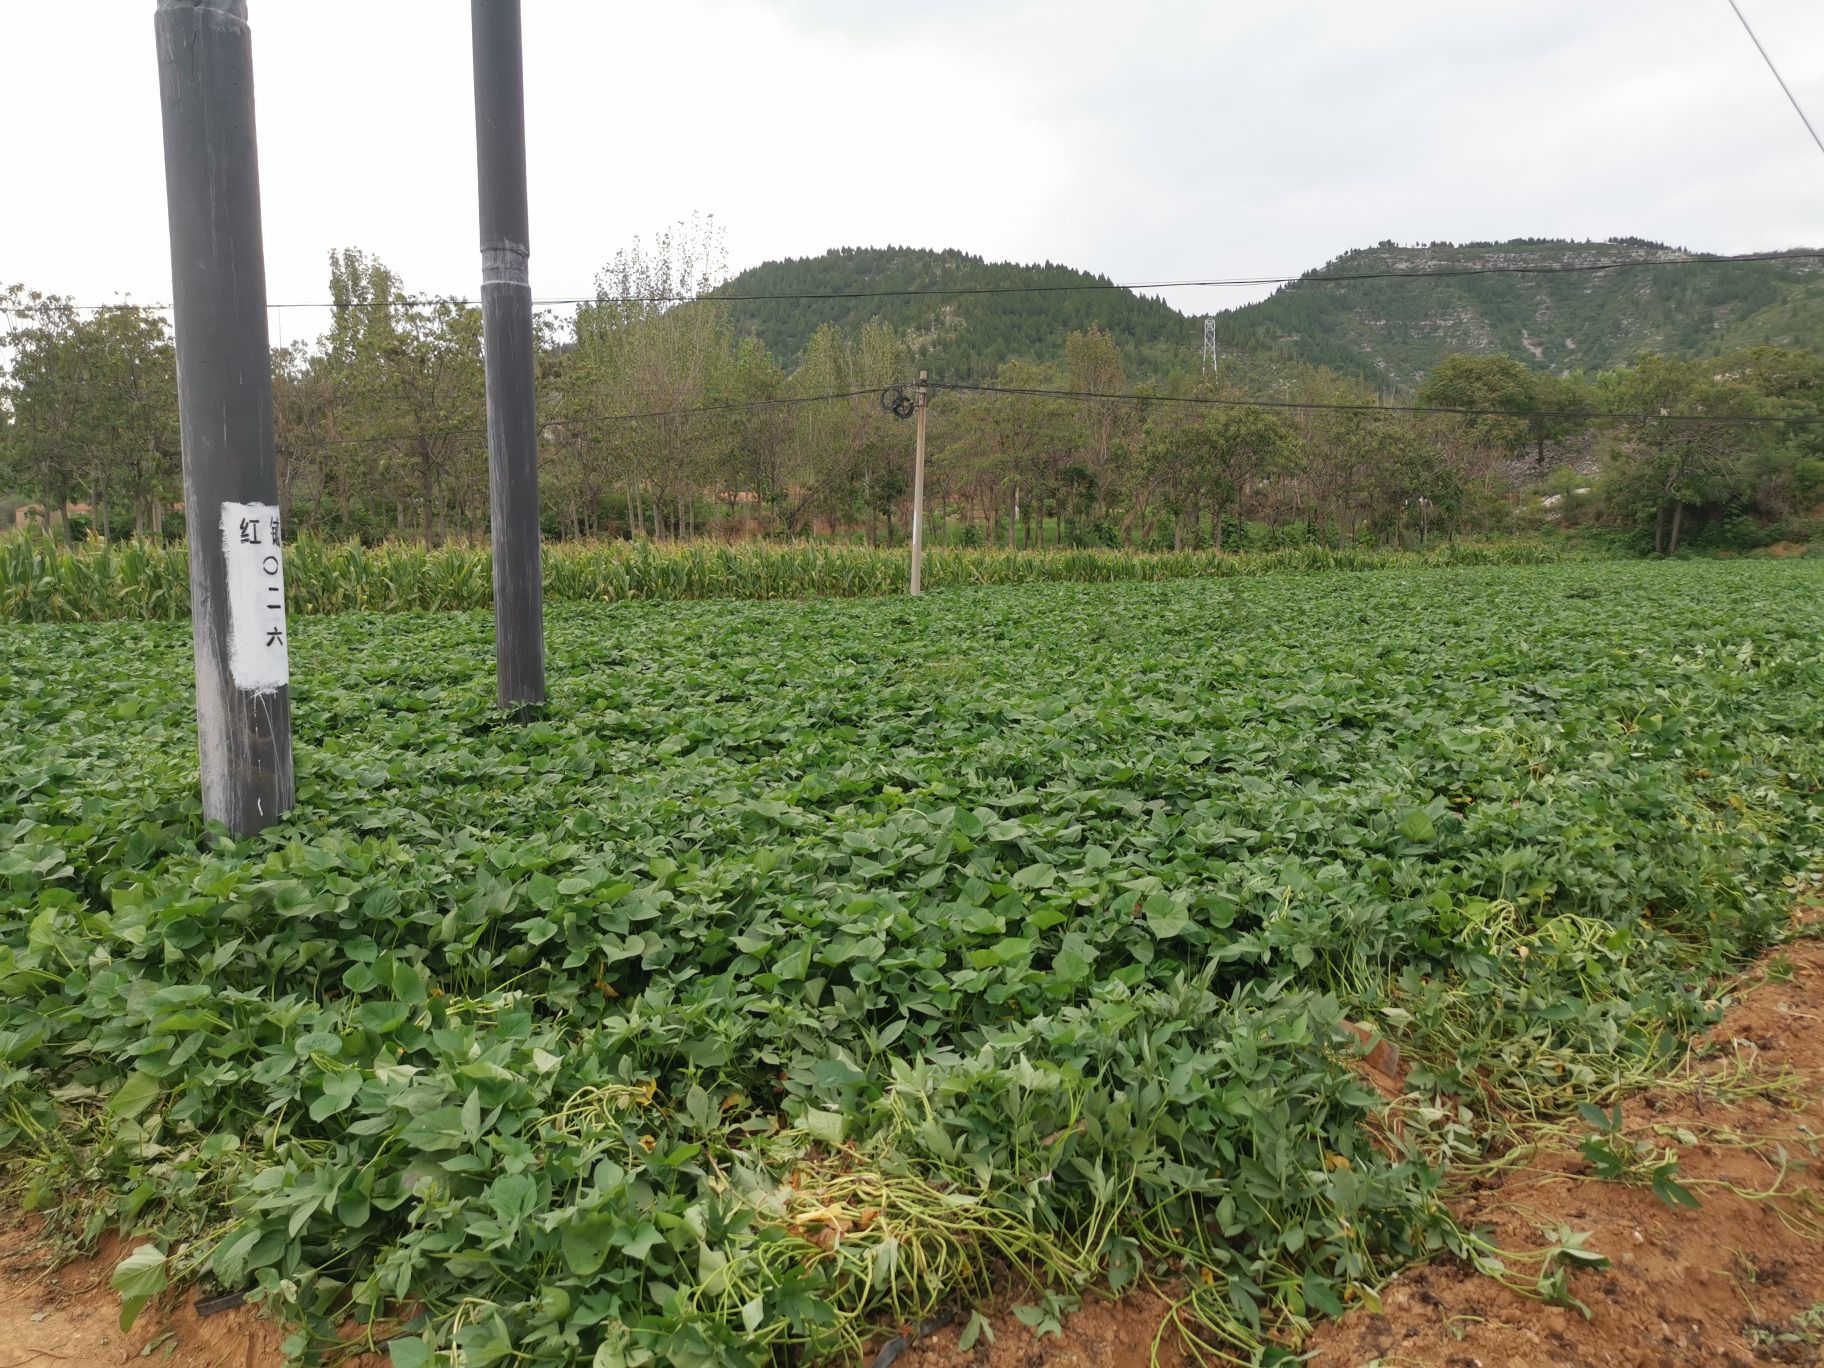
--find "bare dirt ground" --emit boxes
[6,896,1823,1368]
[909,893,1824,1368]
[1305,921,1824,1368]
[0,1229,287,1368]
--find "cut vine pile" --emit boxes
[3,561,1821,1366]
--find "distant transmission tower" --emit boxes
[1202,316,1219,384]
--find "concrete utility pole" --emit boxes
[909,370,930,596]
[471,0,547,711]
[154,0,294,836]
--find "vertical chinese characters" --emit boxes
[221,501,290,692]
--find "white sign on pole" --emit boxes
[219,500,290,694]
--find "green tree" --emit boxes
[1415,353,1537,460]
[570,216,736,539]
[1064,324,1127,537]
[1194,405,1295,550]
[980,359,1076,547]
[1710,347,1824,523]
[1607,355,1763,554]
[0,289,178,540]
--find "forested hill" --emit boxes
[719,247,1197,378]
[1209,239,1824,389]
[721,240,1824,389]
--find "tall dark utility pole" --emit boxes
[471,0,547,711]
[154,0,294,835]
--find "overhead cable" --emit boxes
[7,249,1822,315]
[929,379,1824,427]
[1724,0,1824,162]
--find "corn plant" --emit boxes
[1,529,1591,623]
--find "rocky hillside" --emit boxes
[721,240,1824,389]
[1208,238,1824,388]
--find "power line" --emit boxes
[688,250,1824,301]
[929,379,1824,427]
[1724,0,1824,163]
[270,379,1824,453]
[274,386,884,451]
[546,387,883,426]
[7,249,1823,316]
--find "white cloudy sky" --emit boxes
[2,0,1821,338]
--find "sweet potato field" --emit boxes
[2,561,1821,1366]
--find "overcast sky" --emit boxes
[3,0,1820,340]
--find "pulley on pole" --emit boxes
[153,0,294,836]
[471,0,547,712]
[880,378,930,594]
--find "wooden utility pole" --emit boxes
[471,0,547,711]
[153,0,293,836]
[909,370,930,596]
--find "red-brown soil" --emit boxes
[1305,909,1824,1368]
[0,1229,287,1368]
[907,896,1824,1368]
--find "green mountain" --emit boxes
[719,247,1196,379]
[722,240,1824,390]
[1211,239,1824,389]
[1708,277,1824,353]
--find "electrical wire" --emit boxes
[928,378,1824,427]
[267,379,1824,453]
[546,387,883,425]
[1724,0,1824,162]
[7,249,1822,316]
[274,387,883,450]
[683,249,1824,302]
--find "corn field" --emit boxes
[0,531,1587,623]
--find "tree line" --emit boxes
[4,236,1821,558]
